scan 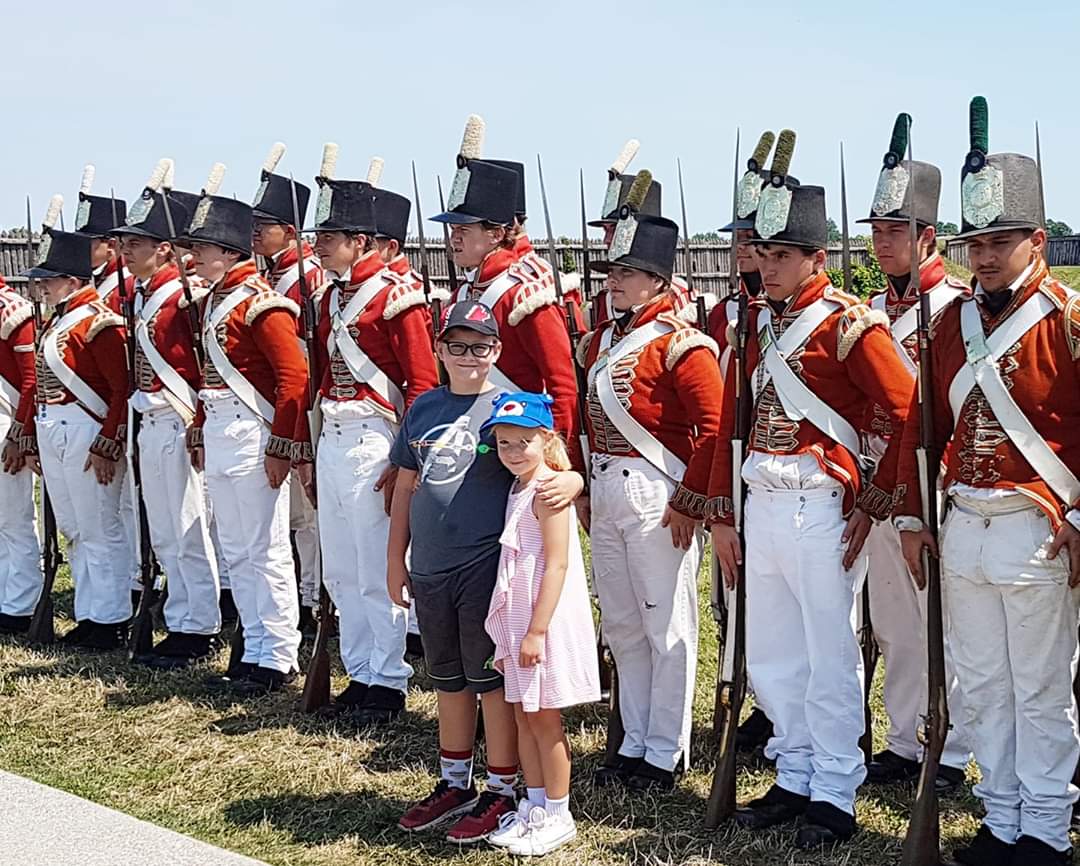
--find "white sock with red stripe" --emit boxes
[439,749,473,790]
[486,765,518,798]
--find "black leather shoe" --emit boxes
[794,801,856,849]
[151,633,185,657]
[733,784,809,830]
[592,754,642,787]
[206,660,256,688]
[334,680,369,708]
[625,760,676,793]
[934,763,966,794]
[354,685,406,725]
[232,665,297,695]
[75,622,128,651]
[952,824,1015,866]
[60,621,93,645]
[1011,835,1072,866]
[735,707,774,753]
[0,613,32,634]
[149,634,214,669]
[866,749,920,784]
[297,603,316,637]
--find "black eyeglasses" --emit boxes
[442,341,496,357]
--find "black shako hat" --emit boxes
[253,172,311,227]
[592,214,679,282]
[430,159,517,226]
[589,173,662,227]
[856,113,941,227]
[24,229,94,280]
[486,159,526,220]
[178,195,253,256]
[307,178,377,234]
[956,96,1044,240]
[75,193,127,237]
[110,191,191,243]
[750,183,828,251]
[371,187,411,244]
[721,130,800,232]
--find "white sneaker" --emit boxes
[487,799,531,848]
[506,806,577,857]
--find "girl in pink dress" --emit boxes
[480,392,600,857]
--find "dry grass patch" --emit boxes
[0,561,1013,865]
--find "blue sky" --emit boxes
[5,0,1079,236]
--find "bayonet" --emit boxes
[436,175,458,295]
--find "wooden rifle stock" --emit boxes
[900,121,949,866]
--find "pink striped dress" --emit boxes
[484,479,601,712]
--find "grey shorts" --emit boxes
[411,549,504,694]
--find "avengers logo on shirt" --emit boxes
[415,415,483,485]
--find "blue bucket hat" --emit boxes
[480,391,555,437]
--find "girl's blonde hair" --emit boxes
[542,429,571,471]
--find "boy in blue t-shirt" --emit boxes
[388,300,582,843]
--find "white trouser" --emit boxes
[590,456,700,772]
[289,467,320,607]
[0,410,41,616]
[317,411,412,691]
[940,494,1080,851]
[202,396,299,673]
[866,520,970,768]
[36,403,131,624]
[137,406,220,635]
[745,485,867,814]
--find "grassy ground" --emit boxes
[0,554,1026,866]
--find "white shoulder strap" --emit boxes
[948,293,1078,503]
[204,285,275,425]
[96,269,119,301]
[757,309,863,463]
[751,298,838,399]
[135,279,197,416]
[272,257,319,297]
[475,271,518,313]
[43,305,108,419]
[592,320,687,481]
[327,277,405,416]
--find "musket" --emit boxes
[436,175,458,295]
[159,163,205,370]
[25,196,63,646]
[411,162,443,338]
[578,170,592,306]
[842,141,880,763]
[537,153,624,753]
[1035,121,1046,227]
[900,115,950,866]
[115,191,160,659]
[676,159,706,331]
[704,137,749,829]
[292,174,333,714]
[710,127,740,744]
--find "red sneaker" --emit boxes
[445,791,517,844]
[398,780,479,832]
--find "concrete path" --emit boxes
[0,771,270,866]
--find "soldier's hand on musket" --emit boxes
[662,505,697,551]
[296,462,317,509]
[1,440,24,475]
[373,465,398,516]
[83,452,117,485]
[387,558,412,610]
[537,470,584,511]
[264,454,291,489]
[841,507,872,571]
[711,523,743,590]
[26,455,40,475]
[575,494,591,532]
[1047,521,1080,587]
[899,527,938,590]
